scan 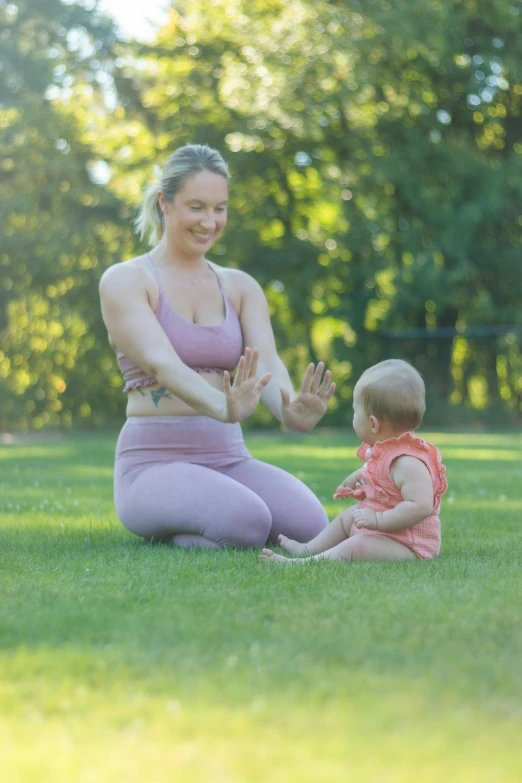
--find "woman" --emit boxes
[100,144,335,549]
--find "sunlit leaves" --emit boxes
[3,0,522,429]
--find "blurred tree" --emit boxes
[0,0,134,429]
[2,0,522,430]
[96,0,522,423]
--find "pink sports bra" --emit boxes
[115,255,244,393]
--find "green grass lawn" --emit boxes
[1,429,521,782]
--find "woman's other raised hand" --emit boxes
[280,362,335,433]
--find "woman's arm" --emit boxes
[99,264,269,422]
[236,272,292,418]
[238,272,334,430]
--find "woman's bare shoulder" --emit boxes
[207,262,262,294]
[99,254,151,292]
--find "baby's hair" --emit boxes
[134,144,230,246]
[358,359,426,431]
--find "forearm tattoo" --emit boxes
[137,387,173,407]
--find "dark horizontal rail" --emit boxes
[384,325,522,339]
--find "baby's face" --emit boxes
[352,383,374,444]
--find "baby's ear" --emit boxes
[369,414,380,433]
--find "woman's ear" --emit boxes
[369,414,380,434]
[158,191,168,214]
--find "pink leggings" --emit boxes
[114,416,328,549]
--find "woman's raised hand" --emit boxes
[223,347,272,423]
[280,362,335,433]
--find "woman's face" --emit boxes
[160,170,229,255]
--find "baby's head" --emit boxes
[352,359,425,444]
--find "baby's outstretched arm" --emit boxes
[353,456,434,532]
[337,469,360,491]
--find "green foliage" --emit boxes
[2,0,522,430]
[0,0,137,428]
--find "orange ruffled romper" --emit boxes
[334,432,448,559]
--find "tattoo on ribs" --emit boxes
[150,387,173,407]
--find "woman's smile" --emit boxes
[189,228,214,242]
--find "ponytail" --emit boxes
[134,165,164,246]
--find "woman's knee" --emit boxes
[219,501,272,549]
[269,503,327,544]
[115,464,273,547]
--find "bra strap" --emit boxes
[208,263,226,295]
[146,253,165,292]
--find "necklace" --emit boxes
[151,251,207,285]
[176,263,207,285]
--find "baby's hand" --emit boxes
[353,508,378,530]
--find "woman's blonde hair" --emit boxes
[358,359,426,431]
[134,144,230,246]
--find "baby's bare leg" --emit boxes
[278,507,355,555]
[262,532,416,565]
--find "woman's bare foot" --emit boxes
[277,534,307,555]
[259,548,292,564]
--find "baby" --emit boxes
[260,359,447,564]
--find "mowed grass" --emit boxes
[1,429,521,783]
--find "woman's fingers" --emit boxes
[299,363,315,394]
[234,354,246,386]
[223,370,232,394]
[317,368,332,397]
[234,347,260,387]
[300,362,333,397]
[310,362,325,395]
[279,386,291,408]
[233,347,263,387]
[255,372,272,393]
[242,347,253,379]
[323,382,336,403]
[248,347,259,379]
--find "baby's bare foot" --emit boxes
[277,534,307,555]
[260,548,291,564]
